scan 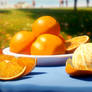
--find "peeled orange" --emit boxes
[66,58,92,76]
[66,43,92,76]
[72,43,92,70]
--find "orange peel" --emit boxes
[65,58,92,76]
[65,35,89,53]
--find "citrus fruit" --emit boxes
[0,55,37,80]
[0,49,2,54]
[10,31,36,54]
[67,35,72,40]
[31,34,66,55]
[65,35,89,53]
[18,57,37,75]
[32,16,60,37]
[0,55,26,80]
[65,58,92,76]
[58,34,65,43]
[72,43,92,70]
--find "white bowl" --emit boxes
[3,47,73,66]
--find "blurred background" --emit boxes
[0,0,92,49]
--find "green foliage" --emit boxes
[0,8,92,49]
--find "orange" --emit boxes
[0,55,37,80]
[18,57,37,75]
[0,55,26,80]
[10,31,36,54]
[65,35,89,53]
[72,43,92,70]
[32,16,60,37]
[58,34,65,43]
[67,35,72,40]
[31,34,66,55]
[65,58,92,76]
[0,49,2,54]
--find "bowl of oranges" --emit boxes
[3,16,89,66]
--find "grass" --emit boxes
[0,8,92,49]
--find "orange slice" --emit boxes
[65,35,89,53]
[18,57,37,75]
[0,55,26,80]
[65,58,92,76]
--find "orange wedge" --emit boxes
[0,55,26,80]
[0,55,37,80]
[18,57,37,75]
[65,58,92,76]
[65,35,89,53]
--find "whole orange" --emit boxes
[31,34,66,55]
[10,31,35,54]
[32,16,60,37]
[0,49,2,54]
[58,34,65,43]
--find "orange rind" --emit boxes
[18,57,37,75]
[10,31,36,54]
[31,34,66,55]
[65,58,92,76]
[58,34,65,43]
[0,49,2,54]
[32,16,60,37]
[65,35,89,53]
[0,55,37,80]
[0,55,26,80]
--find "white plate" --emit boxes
[3,47,73,66]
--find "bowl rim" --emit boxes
[3,47,73,58]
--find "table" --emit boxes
[0,66,92,92]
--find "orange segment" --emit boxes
[65,35,89,53]
[0,55,26,80]
[65,58,92,76]
[18,57,37,75]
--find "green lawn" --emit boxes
[0,8,92,49]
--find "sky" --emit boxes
[2,0,92,7]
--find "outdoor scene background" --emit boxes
[0,0,92,49]
[10,0,92,7]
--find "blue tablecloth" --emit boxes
[0,66,92,92]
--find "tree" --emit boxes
[87,0,89,7]
[74,0,77,11]
[66,0,68,7]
